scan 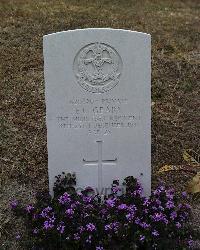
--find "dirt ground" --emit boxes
[0,0,200,249]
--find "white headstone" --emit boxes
[43,28,151,196]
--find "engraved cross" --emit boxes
[83,140,117,193]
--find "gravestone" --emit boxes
[43,28,151,196]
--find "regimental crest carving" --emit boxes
[73,42,122,93]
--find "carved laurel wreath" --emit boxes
[76,43,120,86]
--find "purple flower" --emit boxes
[153,185,164,196]
[166,194,174,200]
[58,192,71,205]
[16,234,21,240]
[70,203,77,209]
[86,235,92,244]
[166,200,175,209]
[153,189,161,196]
[180,213,189,221]
[40,206,52,218]
[112,185,121,194]
[159,185,165,191]
[86,204,94,210]
[155,199,162,206]
[135,217,141,225]
[10,200,18,209]
[44,220,54,230]
[139,235,145,242]
[176,222,181,228]
[86,223,96,232]
[105,224,111,231]
[182,191,187,198]
[33,213,39,220]
[128,204,137,213]
[105,198,116,208]
[25,204,34,213]
[74,233,80,240]
[166,188,174,200]
[187,239,193,248]
[96,246,104,250]
[65,208,74,217]
[158,205,164,211]
[143,198,150,206]
[101,208,107,215]
[78,226,85,233]
[43,221,51,229]
[152,212,165,222]
[152,230,159,237]
[179,215,185,222]
[163,218,169,224]
[57,221,65,234]
[185,203,191,210]
[126,213,134,222]
[187,235,193,248]
[178,204,183,209]
[104,222,119,232]
[43,215,55,230]
[170,211,177,220]
[112,222,120,232]
[75,201,81,206]
[83,196,93,203]
[140,222,150,229]
[33,228,39,234]
[118,204,127,210]
[133,187,143,196]
[83,213,89,218]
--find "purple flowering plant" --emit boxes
[11,173,195,250]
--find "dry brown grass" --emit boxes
[0,0,200,248]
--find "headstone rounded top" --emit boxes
[43,28,151,39]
